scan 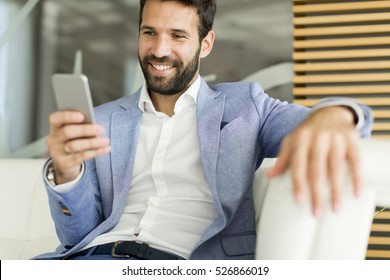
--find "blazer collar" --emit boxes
[119,89,142,111]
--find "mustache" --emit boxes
[143,55,177,66]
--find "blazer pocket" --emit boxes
[220,117,246,134]
[220,232,256,256]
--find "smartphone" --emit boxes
[52,74,96,123]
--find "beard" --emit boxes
[138,47,201,96]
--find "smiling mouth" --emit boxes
[151,63,174,71]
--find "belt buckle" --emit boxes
[111,241,130,258]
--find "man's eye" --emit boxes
[143,31,154,36]
[172,34,185,39]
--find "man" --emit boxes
[37,0,372,260]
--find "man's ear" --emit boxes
[200,31,215,59]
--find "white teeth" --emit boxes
[153,64,173,71]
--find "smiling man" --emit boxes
[37,0,372,260]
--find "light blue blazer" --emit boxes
[37,80,372,259]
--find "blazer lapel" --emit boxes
[196,80,227,244]
[110,93,142,197]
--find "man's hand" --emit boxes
[46,111,111,184]
[267,106,361,217]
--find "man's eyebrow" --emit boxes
[140,25,191,35]
[171,28,191,35]
[140,25,155,31]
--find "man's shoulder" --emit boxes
[205,81,269,116]
[92,92,141,126]
[210,81,264,96]
[94,92,140,113]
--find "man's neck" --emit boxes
[149,92,182,117]
[147,75,200,117]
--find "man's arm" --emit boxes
[43,110,112,246]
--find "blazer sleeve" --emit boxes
[43,158,103,247]
[249,82,373,159]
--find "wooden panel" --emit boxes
[294,73,390,84]
[294,24,390,37]
[372,135,390,139]
[293,49,390,60]
[370,224,390,232]
[369,237,390,245]
[294,98,390,107]
[373,122,390,131]
[294,37,390,49]
[294,86,390,96]
[294,12,390,25]
[294,61,390,72]
[376,211,390,219]
[367,207,390,259]
[293,1,390,14]
[373,110,390,119]
[294,0,390,138]
[366,250,390,258]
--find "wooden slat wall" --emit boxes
[366,207,390,259]
[293,0,390,139]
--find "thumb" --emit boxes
[267,138,291,178]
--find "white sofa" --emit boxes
[255,139,390,259]
[0,159,59,259]
[0,140,389,260]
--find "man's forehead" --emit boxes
[141,1,199,29]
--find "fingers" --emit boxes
[267,136,291,178]
[346,131,362,197]
[46,111,111,183]
[290,128,313,206]
[304,131,328,217]
[60,123,105,142]
[317,131,360,215]
[49,111,103,142]
[60,145,112,169]
[268,129,310,205]
[49,111,85,129]
[272,125,359,218]
[327,133,346,213]
[293,130,346,217]
[64,137,110,154]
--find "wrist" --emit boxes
[46,162,82,185]
[311,106,355,127]
[311,99,365,131]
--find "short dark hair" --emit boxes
[139,0,217,41]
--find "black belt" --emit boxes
[67,241,182,260]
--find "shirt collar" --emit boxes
[138,75,201,115]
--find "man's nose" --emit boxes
[151,36,172,58]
